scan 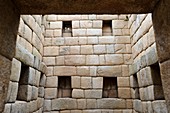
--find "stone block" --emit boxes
[32,86,38,100]
[126,99,133,109]
[54,66,76,76]
[77,99,86,109]
[45,88,57,99]
[133,99,143,113]
[72,89,84,98]
[72,76,81,88]
[52,38,65,46]
[47,15,57,21]
[117,77,130,87]
[98,36,115,44]
[106,45,115,54]
[80,20,93,28]
[85,90,102,98]
[60,110,71,113]
[122,65,129,77]
[38,87,44,97]
[72,29,86,37]
[53,29,62,37]
[118,88,131,99]
[17,85,32,101]
[93,20,102,28]
[152,100,168,113]
[3,104,11,113]
[97,66,122,77]
[90,66,97,76]
[43,57,55,66]
[79,37,87,45]
[46,76,58,88]
[56,56,64,65]
[35,70,41,87]
[81,45,93,54]
[39,74,46,87]
[97,15,118,20]
[97,98,126,109]
[99,55,105,65]
[146,45,158,65]
[87,37,98,44]
[72,21,80,29]
[115,44,126,53]
[81,77,92,89]
[6,82,18,102]
[87,29,102,36]
[142,101,153,113]
[49,21,62,29]
[65,37,79,45]
[65,55,86,65]
[52,98,77,110]
[86,99,97,109]
[10,58,21,82]
[11,101,27,113]
[70,46,80,54]
[44,47,59,56]
[112,20,128,29]
[92,77,103,89]
[131,88,140,99]
[59,46,70,55]
[77,67,90,77]
[86,55,99,65]
[94,45,106,54]
[24,25,32,43]
[43,99,51,111]
[105,54,124,65]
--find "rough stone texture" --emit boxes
[97,98,126,109]
[10,58,21,82]
[152,100,168,113]
[52,98,77,110]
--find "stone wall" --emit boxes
[129,14,168,113]
[3,15,47,113]
[43,15,133,113]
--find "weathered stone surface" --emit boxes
[43,99,51,111]
[97,98,126,109]
[86,99,97,109]
[97,66,122,77]
[46,76,58,88]
[65,55,86,65]
[17,85,32,101]
[77,99,86,109]
[10,58,21,82]
[45,88,57,99]
[81,77,92,89]
[52,98,77,110]
[105,54,124,65]
[92,77,103,89]
[6,81,18,102]
[152,100,168,113]
[54,66,76,76]
[84,90,102,98]
[72,89,84,98]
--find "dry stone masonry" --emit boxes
[2,14,168,113]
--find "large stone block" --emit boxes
[70,46,80,55]
[10,58,21,82]
[6,81,18,102]
[97,66,122,77]
[65,55,86,66]
[94,45,106,54]
[86,99,97,109]
[72,76,81,88]
[72,89,84,98]
[52,98,77,110]
[43,99,52,111]
[80,20,93,28]
[81,77,92,89]
[77,99,86,109]
[87,37,98,44]
[118,88,131,99]
[152,100,168,113]
[81,45,93,54]
[105,54,124,65]
[54,66,76,76]
[92,77,103,89]
[77,66,90,76]
[117,77,130,87]
[98,36,115,44]
[45,88,57,99]
[46,76,58,88]
[86,55,99,65]
[133,99,143,113]
[97,98,126,109]
[84,90,102,98]
[17,85,32,101]
[65,37,79,45]
[44,47,59,56]
[87,29,102,36]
